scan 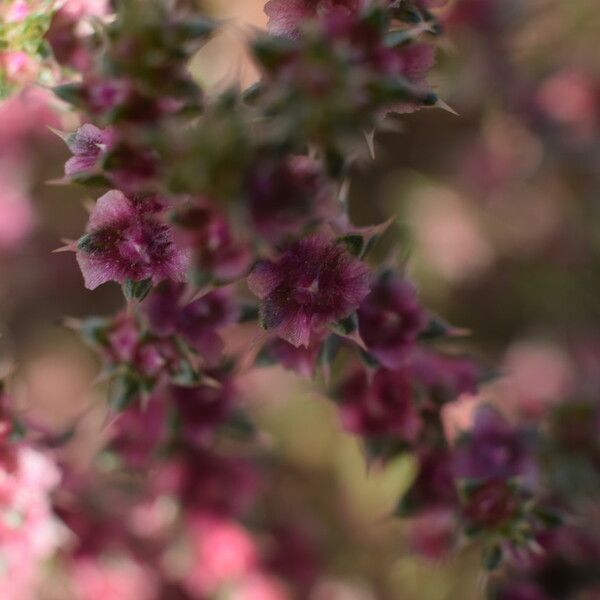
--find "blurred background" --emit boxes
[1,0,600,598]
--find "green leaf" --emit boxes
[109,373,140,412]
[53,83,86,107]
[123,278,153,302]
[337,234,364,257]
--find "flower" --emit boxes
[169,372,237,446]
[143,281,239,367]
[338,366,423,440]
[453,406,537,485]
[245,155,337,241]
[461,479,521,529]
[76,190,190,289]
[248,235,370,348]
[174,203,251,284]
[265,0,366,38]
[64,124,114,179]
[358,272,427,368]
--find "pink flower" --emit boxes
[0,444,63,600]
[338,366,423,441]
[0,172,35,252]
[0,51,39,85]
[248,235,370,348]
[5,1,31,22]
[76,190,190,289]
[232,573,291,600]
[358,272,427,368]
[406,507,456,561]
[185,515,259,596]
[265,0,366,38]
[70,557,157,600]
[64,124,114,178]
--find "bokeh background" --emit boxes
[1,0,600,598]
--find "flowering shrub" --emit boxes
[0,0,599,598]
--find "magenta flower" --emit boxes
[461,479,521,529]
[358,272,427,368]
[174,204,251,284]
[248,235,371,348]
[338,367,423,440]
[269,337,324,377]
[169,373,237,446]
[265,0,366,38]
[245,155,337,241]
[453,406,537,485]
[64,124,114,178]
[76,190,190,290]
[143,282,239,367]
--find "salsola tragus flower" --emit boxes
[265,0,367,38]
[76,190,190,289]
[143,282,239,367]
[248,235,371,348]
[174,203,251,285]
[64,123,114,179]
[337,366,423,440]
[358,271,427,368]
[245,155,337,241]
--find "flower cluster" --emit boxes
[1,0,592,596]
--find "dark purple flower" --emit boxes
[76,190,190,290]
[64,123,114,178]
[245,155,337,241]
[358,272,427,368]
[174,203,251,284]
[453,406,537,485]
[110,395,167,468]
[248,235,370,348]
[408,349,480,400]
[338,366,423,441]
[402,448,458,511]
[144,282,239,367]
[269,335,325,378]
[169,373,237,446]
[462,479,521,529]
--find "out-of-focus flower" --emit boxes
[265,0,366,38]
[0,440,63,600]
[70,556,157,600]
[358,272,427,369]
[174,203,252,285]
[144,282,239,367]
[535,69,599,142]
[169,372,237,446]
[110,395,167,467]
[338,366,423,441]
[461,478,521,529]
[406,507,456,560]
[0,51,39,85]
[0,171,36,252]
[248,235,370,348]
[245,155,337,241]
[75,190,190,289]
[184,514,259,596]
[453,406,537,485]
[409,349,480,401]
